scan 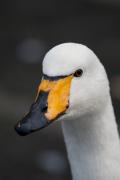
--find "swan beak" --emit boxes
[15,75,73,136]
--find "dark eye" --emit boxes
[74,69,83,77]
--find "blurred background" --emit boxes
[1,0,120,179]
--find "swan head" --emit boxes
[15,43,110,136]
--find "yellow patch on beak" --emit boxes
[37,75,73,120]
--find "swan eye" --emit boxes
[74,69,83,77]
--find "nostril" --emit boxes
[42,106,48,113]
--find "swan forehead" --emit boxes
[43,43,98,76]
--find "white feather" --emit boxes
[43,43,120,180]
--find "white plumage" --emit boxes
[43,43,120,180]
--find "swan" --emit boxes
[15,43,120,180]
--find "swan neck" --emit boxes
[62,98,120,180]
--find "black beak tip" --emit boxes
[14,122,31,136]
